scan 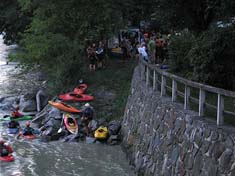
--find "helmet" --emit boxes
[85,103,90,107]
[26,121,30,127]
[0,140,4,144]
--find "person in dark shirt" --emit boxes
[0,140,13,157]
[8,116,20,129]
[22,122,35,136]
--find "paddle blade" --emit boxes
[57,128,62,133]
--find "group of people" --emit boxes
[0,108,37,157]
[137,32,168,64]
[7,106,37,136]
[86,41,106,71]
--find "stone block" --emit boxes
[219,149,233,173]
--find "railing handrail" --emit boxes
[139,57,235,126]
[140,59,235,98]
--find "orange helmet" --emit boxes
[26,121,30,127]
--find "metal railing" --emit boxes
[139,58,235,126]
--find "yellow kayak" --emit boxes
[94,126,109,140]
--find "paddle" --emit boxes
[3,115,9,118]
[57,114,64,133]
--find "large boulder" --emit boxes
[19,94,37,112]
[36,89,48,112]
[108,120,121,135]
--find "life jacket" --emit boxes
[14,111,23,117]
[0,144,13,156]
[8,121,19,129]
[23,127,34,135]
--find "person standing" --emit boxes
[96,41,105,69]
[148,36,156,64]
[120,38,128,60]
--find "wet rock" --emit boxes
[36,90,48,112]
[20,98,37,112]
[0,102,14,111]
[108,120,121,135]
[107,135,120,145]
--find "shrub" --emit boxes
[168,30,196,76]
[188,25,235,90]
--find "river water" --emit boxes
[0,36,133,176]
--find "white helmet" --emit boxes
[85,103,90,107]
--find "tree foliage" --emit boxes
[0,0,235,90]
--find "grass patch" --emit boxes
[80,57,137,121]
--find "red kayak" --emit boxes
[0,145,14,162]
[18,132,37,140]
[59,93,94,102]
[23,134,36,140]
[73,84,88,94]
[0,155,14,162]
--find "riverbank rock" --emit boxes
[36,89,48,112]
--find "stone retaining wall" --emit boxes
[121,65,235,176]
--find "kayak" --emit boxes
[59,93,94,102]
[94,126,109,140]
[48,101,82,113]
[0,155,14,162]
[22,134,36,140]
[73,84,88,94]
[0,115,33,122]
[7,128,19,134]
[63,114,78,134]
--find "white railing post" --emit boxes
[184,85,190,109]
[217,94,224,126]
[161,75,166,96]
[199,88,205,117]
[146,66,150,87]
[172,79,177,102]
[153,70,158,91]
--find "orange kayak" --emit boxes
[48,101,82,113]
[73,84,88,94]
[59,93,94,102]
[63,114,78,134]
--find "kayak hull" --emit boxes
[23,134,36,140]
[0,155,14,162]
[73,84,88,94]
[63,114,78,134]
[94,126,109,140]
[48,101,81,113]
[59,93,94,102]
[7,128,19,134]
[0,115,33,122]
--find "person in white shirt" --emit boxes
[137,44,148,62]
